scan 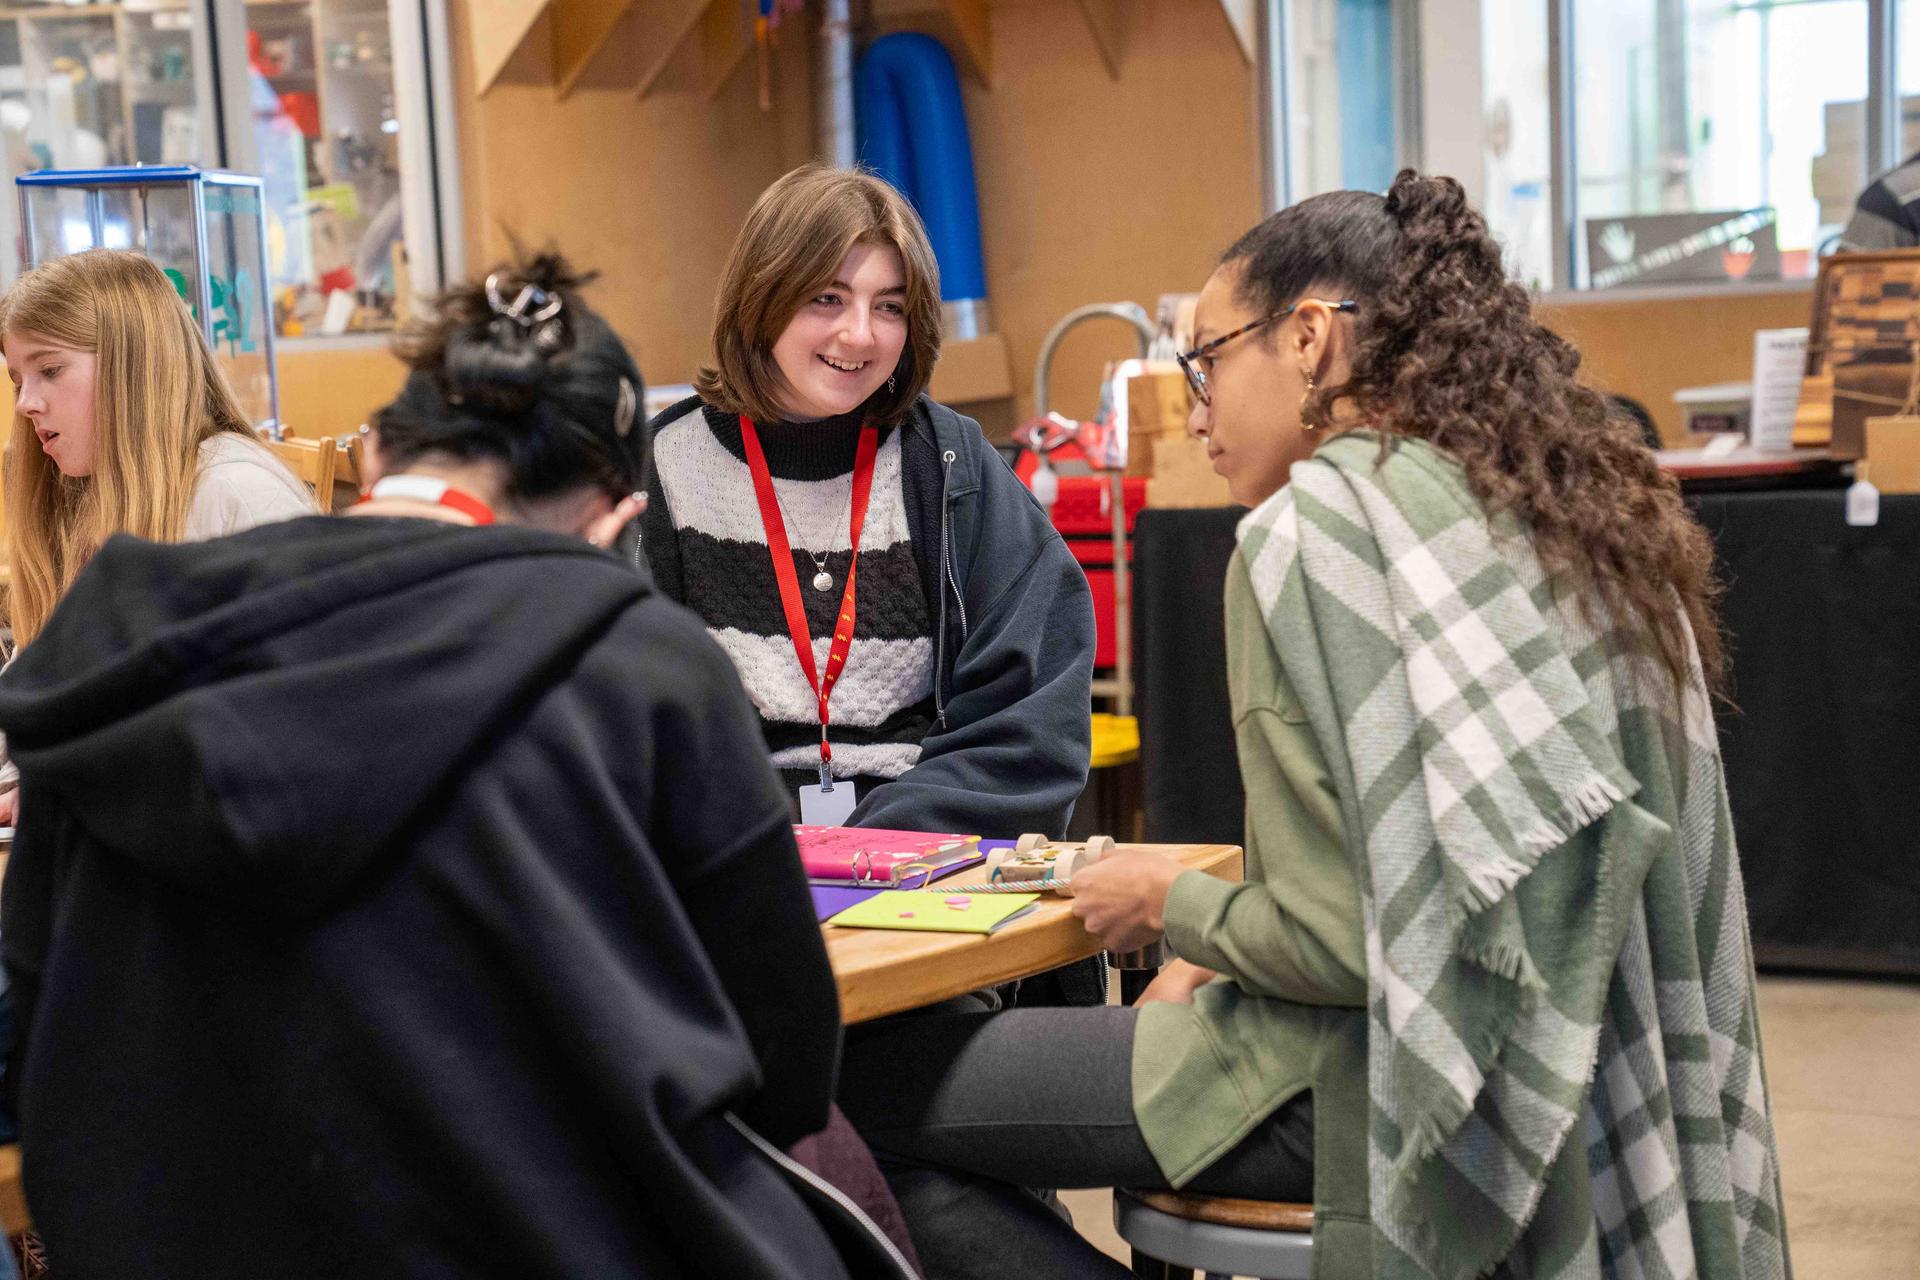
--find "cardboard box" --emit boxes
[928,333,1013,406]
[1126,368,1191,438]
[1863,413,1920,493]
[1146,432,1233,508]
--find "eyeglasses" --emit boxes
[1176,299,1357,406]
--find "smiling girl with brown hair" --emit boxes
[643,164,1095,854]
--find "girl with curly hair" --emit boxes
[837,172,1789,1280]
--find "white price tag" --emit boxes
[1846,478,1881,527]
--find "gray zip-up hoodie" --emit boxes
[859,398,1096,835]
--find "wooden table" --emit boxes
[824,843,1243,1023]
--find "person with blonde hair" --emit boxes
[0,249,313,820]
[643,164,1095,864]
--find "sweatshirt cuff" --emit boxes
[1162,868,1236,969]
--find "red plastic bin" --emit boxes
[1012,445,1144,668]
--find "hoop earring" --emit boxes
[1299,368,1321,433]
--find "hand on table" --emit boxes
[1133,958,1217,1006]
[1069,848,1185,953]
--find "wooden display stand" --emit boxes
[1795,249,1920,453]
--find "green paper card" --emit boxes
[826,890,1040,934]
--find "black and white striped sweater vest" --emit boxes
[648,403,937,792]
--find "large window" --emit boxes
[1286,0,1400,199]
[1571,0,1864,289]
[0,0,454,340]
[1458,0,1889,293]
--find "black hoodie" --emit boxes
[0,515,849,1279]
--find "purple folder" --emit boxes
[811,839,1017,921]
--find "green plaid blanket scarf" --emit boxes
[1237,434,1788,1280]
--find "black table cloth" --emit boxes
[1133,492,1920,976]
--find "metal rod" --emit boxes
[1032,303,1154,418]
[1029,304,1153,717]
[1546,0,1577,290]
[818,0,856,166]
[1255,0,1294,214]
[1869,0,1899,183]
[1390,0,1422,174]
[18,185,35,272]
[1111,468,1132,716]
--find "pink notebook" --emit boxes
[794,826,983,888]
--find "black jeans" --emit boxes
[839,1002,1314,1280]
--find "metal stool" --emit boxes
[1113,1189,1314,1280]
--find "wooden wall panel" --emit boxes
[444,1,816,399]
[1538,286,1816,445]
[962,0,1257,429]
[278,343,408,439]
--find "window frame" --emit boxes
[1539,0,1899,296]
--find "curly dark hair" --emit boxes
[1221,170,1723,698]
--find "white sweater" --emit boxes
[183,432,319,540]
[1,433,316,792]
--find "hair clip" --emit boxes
[615,376,637,438]
[485,271,564,329]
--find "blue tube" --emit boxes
[854,33,987,305]
[854,53,915,205]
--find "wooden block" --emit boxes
[928,333,1013,406]
[552,0,637,96]
[634,0,714,97]
[470,0,549,96]
[1146,432,1232,508]
[1125,368,1191,439]
[1794,372,1834,446]
[699,0,752,98]
[1864,414,1920,493]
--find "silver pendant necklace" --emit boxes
[770,477,855,594]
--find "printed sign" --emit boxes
[1585,209,1780,289]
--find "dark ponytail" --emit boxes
[376,251,646,502]
[1221,170,1724,698]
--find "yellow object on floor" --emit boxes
[1090,713,1139,769]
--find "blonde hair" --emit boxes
[697,165,943,426]
[1,250,257,645]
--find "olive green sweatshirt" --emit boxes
[1132,546,1374,1278]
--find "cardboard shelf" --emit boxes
[469,0,1173,98]
[927,332,1014,406]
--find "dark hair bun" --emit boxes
[431,253,588,416]
[1383,170,1505,292]
[377,250,646,501]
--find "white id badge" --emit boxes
[799,781,859,826]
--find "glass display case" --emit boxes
[17,165,279,433]
[0,0,451,344]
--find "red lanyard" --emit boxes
[739,416,880,783]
